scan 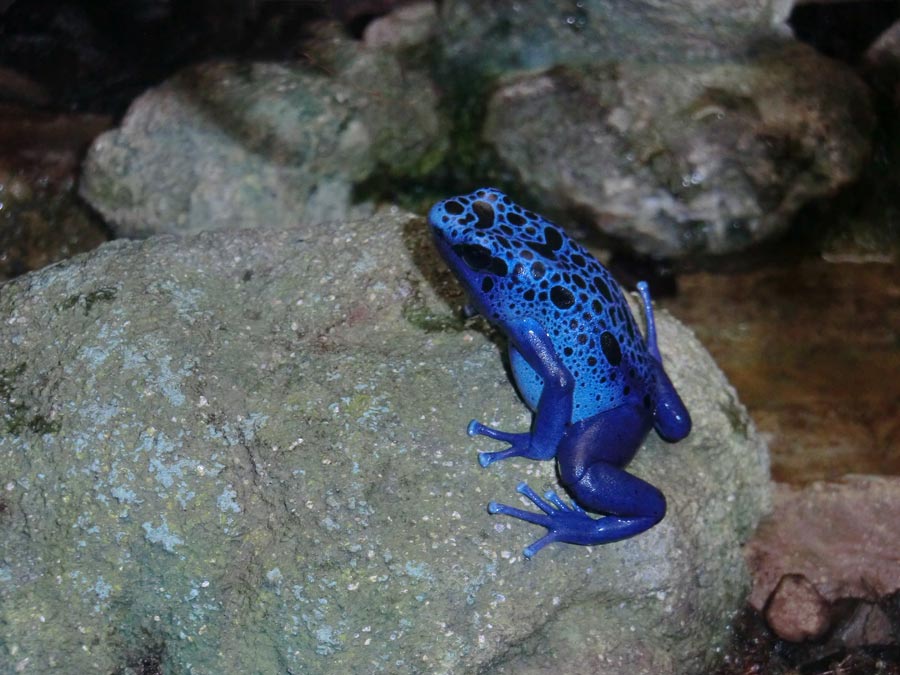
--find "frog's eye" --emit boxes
[453,244,493,271]
[453,244,508,276]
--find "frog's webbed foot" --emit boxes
[488,483,593,557]
[467,420,533,467]
[489,482,663,558]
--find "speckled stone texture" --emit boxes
[0,210,769,674]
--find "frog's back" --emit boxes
[429,188,656,422]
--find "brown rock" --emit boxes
[746,476,900,611]
[764,574,832,642]
[835,601,895,647]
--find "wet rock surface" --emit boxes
[660,255,900,484]
[0,211,769,674]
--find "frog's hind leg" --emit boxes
[489,468,666,558]
[552,419,667,546]
[561,462,666,539]
[488,405,666,557]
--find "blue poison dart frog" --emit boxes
[429,188,691,558]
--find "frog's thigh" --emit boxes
[561,461,665,520]
[556,405,663,519]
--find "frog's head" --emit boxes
[428,188,516,311]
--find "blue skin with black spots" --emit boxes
[429,188,692,558]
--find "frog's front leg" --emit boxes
[469,316,573,467]
[489,404,665,557]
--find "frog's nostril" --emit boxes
[472,200,495,229]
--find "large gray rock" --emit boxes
[482,42,873,257]
[0,211,770,674]
[438,0,792,77]
[79,39,447,238]
[431,1,874,257]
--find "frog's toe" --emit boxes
[543,490,584,513]
[487,500,552,528]
[478,447,525,467]
[523,532,560,559]
[515,482,557,513]
[488,483,561,527]
[467,420,519,443]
